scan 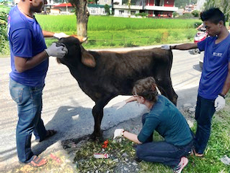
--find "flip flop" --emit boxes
[35,130,57,142]
[28,155,47,167]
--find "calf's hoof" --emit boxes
[90,131,104,142]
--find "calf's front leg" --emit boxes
[91,95,115,141]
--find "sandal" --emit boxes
[190,149,204,157]
[28,155,47,167]
[45,130,57,139]
[35,130,57,142]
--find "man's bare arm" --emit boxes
[14,51,48,73]
[42,30,54,37]
[220,62,230,96]
[171,43,198,50]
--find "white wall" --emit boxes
[98,0,112,5]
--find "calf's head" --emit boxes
[56,36,96,68]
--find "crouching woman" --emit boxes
[114,77,193,173]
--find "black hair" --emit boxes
[200,8,225,26]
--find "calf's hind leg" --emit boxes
[156,77,178,105]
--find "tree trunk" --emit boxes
[70,0,90,37]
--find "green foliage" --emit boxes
[175,0,197,8]
[192,10,200,17]
[0,4,10,13]
[194,21,203,28]
[134,12,148,18]
[204,0,230,20]
[178,13,194,19]
[172,11,179,18]
[0,11,9,55]
[0,0,8,6]
[71,139,136,172]
[104,4,110,15]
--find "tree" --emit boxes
[204,0,230,21]
[192,10,200,17]
[104,4,110,15]
[69,0,89,37]
[175,0,197,8]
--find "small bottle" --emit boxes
[93,153,109,159]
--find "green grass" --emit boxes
[35,15,198,49]
[36,15,199,32]
[1,15,199,55]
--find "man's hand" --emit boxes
[112,101,126,110]
[215,95,225,111]
[45,43,68,58]
[161,45,170,50]
[113,129,124,139]
[53,32,69,39]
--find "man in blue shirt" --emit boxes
[162,8,230,157]
[114,77,193,173]
[8,0,68,167]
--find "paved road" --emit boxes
[0,46,202,171]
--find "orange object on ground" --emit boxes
[102,139,109,148]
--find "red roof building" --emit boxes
[113,0,178,18]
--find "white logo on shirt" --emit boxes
[213,52,222,57]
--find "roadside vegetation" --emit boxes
[35,15,198,49]
[0,14,200,55]
[0,5,10,55]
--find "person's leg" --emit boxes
[32,85,47,142]
[32,85,56,142]
[194,95,215,155]
[9,79,34,162]
[9,79,46,163]
[135,141,191,168]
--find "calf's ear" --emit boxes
[80,46,96,68]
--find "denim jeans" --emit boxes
[194,95,215,154]
[134,113,193,168]
[135,140,193,167]
[9,78,47,163]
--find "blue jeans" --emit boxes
[134,113,193,168]
[135,140,193,167]
[9,78,47,163]
[194,95,215,154]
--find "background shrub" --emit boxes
[192,10,200,18]
[0,11,9,55]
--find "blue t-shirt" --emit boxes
[137,95,192,146]
[8,6,48,87]
[197,35,230,99]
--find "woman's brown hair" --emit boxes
[132,77,158,103]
